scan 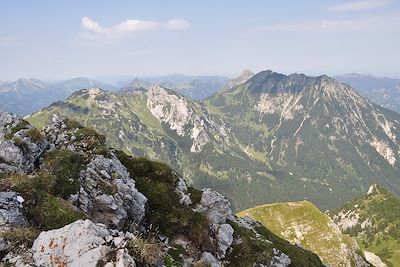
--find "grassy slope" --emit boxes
[237,201,365,267]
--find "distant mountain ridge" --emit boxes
[0,74,231,116]
[119,74,230,100]
[0,77,115,115]
[27,70,400,211]
[335,73,400,113]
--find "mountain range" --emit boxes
[335,74,400,113]
[0,74,231,116]
[27,70,400,212]
[118,73,230,100]
[0,78,115,116]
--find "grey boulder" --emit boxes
[71,155,147,230]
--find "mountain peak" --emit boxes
[241,69,254,76]
[218,69,255,93]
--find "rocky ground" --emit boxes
[0,110,324,266]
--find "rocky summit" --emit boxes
[27,70,400,211]
[0,110,325,266]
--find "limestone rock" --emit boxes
[270,249,291,267]
[0,191,27,227]
[71,155,147,229]
[217,223,234,256]
[176,177,192,206]
[200,252,221,267]
[32,219,135,267]
[0,111,48,174]
[195,188,232,225]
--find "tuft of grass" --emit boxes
[30,194,85,230]
[12,137,28,152]
[64,119,83,130]
[0,227,40,249]
[25,128,44,143]
[42,149,84,198]
[126,236,166,265]
[188,186,202,206]
[225,219,273,266]
[6,173,84,230]
[4,120,30,140]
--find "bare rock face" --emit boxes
[195,188,232,225]
[32,219,136,267]
[0,191,27,227]
[176,177,192,206]
[200,252,220,267]
[270,248,291,267]
[146,85,227,153]
[0,111,48,173]
[195,188,234,259]
[71,155,147,230]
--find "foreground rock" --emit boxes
[0,111,48,173]
[72,155,147,230]
[0,192,27,228]
[32,219,135,267]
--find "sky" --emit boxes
[1,0,400,81]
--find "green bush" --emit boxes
[29,195,84,230]
[64,119,83,130]
[6,173,84,230]
[117,151,215,251]
[43,149,84,198]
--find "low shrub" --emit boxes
[6,173,84,230]
[117,151,215,251]
[25,128,44,143]
[126,236,166,265]
[28,194,84,230]
[42,149,84,198]
[1,227,40,249]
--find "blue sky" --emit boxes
[1,0,399,80]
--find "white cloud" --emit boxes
[329,1,391,12]
[0,36,20,46]
[114,19,157,32]
[258,13,400,32]
[81,17,189,40]
[166,19,190,30]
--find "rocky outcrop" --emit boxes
[0,111,48,173]
[219,69,255,93]
[32,219,135,267]
[195,189,234,259]
[176,177,192,206]
[71,155,147,230]
[270,248,291,267]
[0,192,27,228]
[146,85,227,153]
[195,188,232,225]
